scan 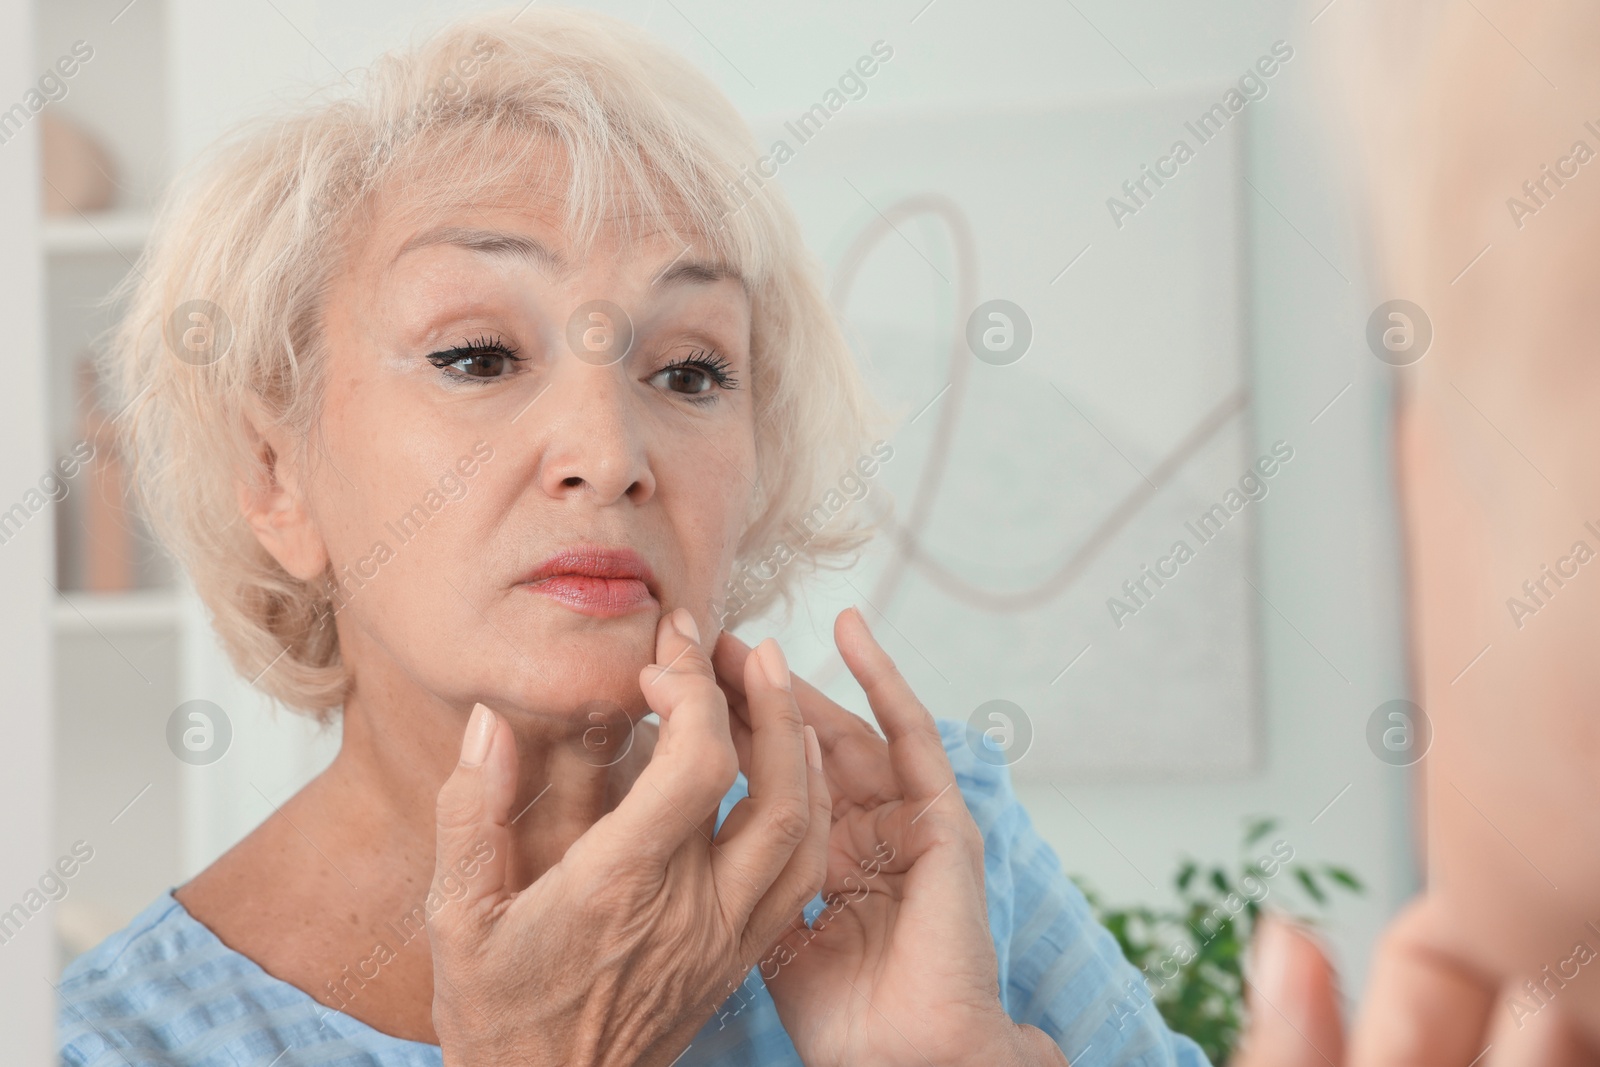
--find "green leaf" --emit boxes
[1296,867,1327,905]
[1079,816,1365,1065]
[1325,866,1365,893]
[1177,861,1198,892]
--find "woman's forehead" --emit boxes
[368,132,713,233]
[357,166,732,280]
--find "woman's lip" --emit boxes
[519,547,659,617]
[524,575,655,617]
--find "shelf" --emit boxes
[53,587,181,634]
[42,210,152,258]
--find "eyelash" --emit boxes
[422,336,739,400]
[425,333,525,384]
[659,348,739,402]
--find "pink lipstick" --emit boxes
[520,547,657,618]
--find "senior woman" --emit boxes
[56,9,1207,1066]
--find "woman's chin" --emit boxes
[481,672,653,767]
[514,674,652,714]
[498,630,662,717]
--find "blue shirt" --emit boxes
[58,720,1210,1065]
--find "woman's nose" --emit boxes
[533,364,656,506]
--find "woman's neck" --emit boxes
[330,676,652,891]
[174,670,655,1045]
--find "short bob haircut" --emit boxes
[103,7,881,718]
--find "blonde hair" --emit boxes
[104,7,882,717]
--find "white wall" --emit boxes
[0,0,58,1057]
[158,0,1412,1018]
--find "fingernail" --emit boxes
[672,608,700,644]
[804,724,822,771]
[757,638,790,690]
[460,703,495,767]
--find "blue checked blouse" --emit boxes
[58,720,1211,1066]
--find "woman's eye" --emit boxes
[650,350,738,398]
[657,365,715,394]
[426,339,523,381]
[452,351,512,378]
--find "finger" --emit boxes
[580,610,738,866]
[716,629,896,807]
[1347,899,1496,1066]
[1234,914,1346,1067]
[712,633,754,729]
[432,703,517,925]
[716,629,880,750]
[711,636,754,771]
[744,724,833,955]
[727,700,754,779]
[713,640,814,912]
[834,606,955,803]
[1484,994,1593,1065]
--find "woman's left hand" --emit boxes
[714,608,1066,1067]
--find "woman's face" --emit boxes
[282,174,756,721]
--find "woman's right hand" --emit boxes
[426,607,831,1067]
[1233,903,1562,1066]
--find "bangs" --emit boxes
[296,18,780,292]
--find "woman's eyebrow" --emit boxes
[651,257,747,293]
[395,226,566,275]
[395,228,744,292]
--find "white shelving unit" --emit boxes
[45,201,187,949]
[51,586,181,634]
[42,209,153,256]
[38,0,183,964]
[39,0,339,969]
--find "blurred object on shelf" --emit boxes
[41,112,117,216]
[58,356,176,594]
[74,355,132,592]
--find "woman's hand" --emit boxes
[1233,903,1572,1067]
[714,608,1064,1067]
[427,608,831,1067]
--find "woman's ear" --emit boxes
[236,417,330,582]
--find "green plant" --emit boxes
[1073,818,1363,1065]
